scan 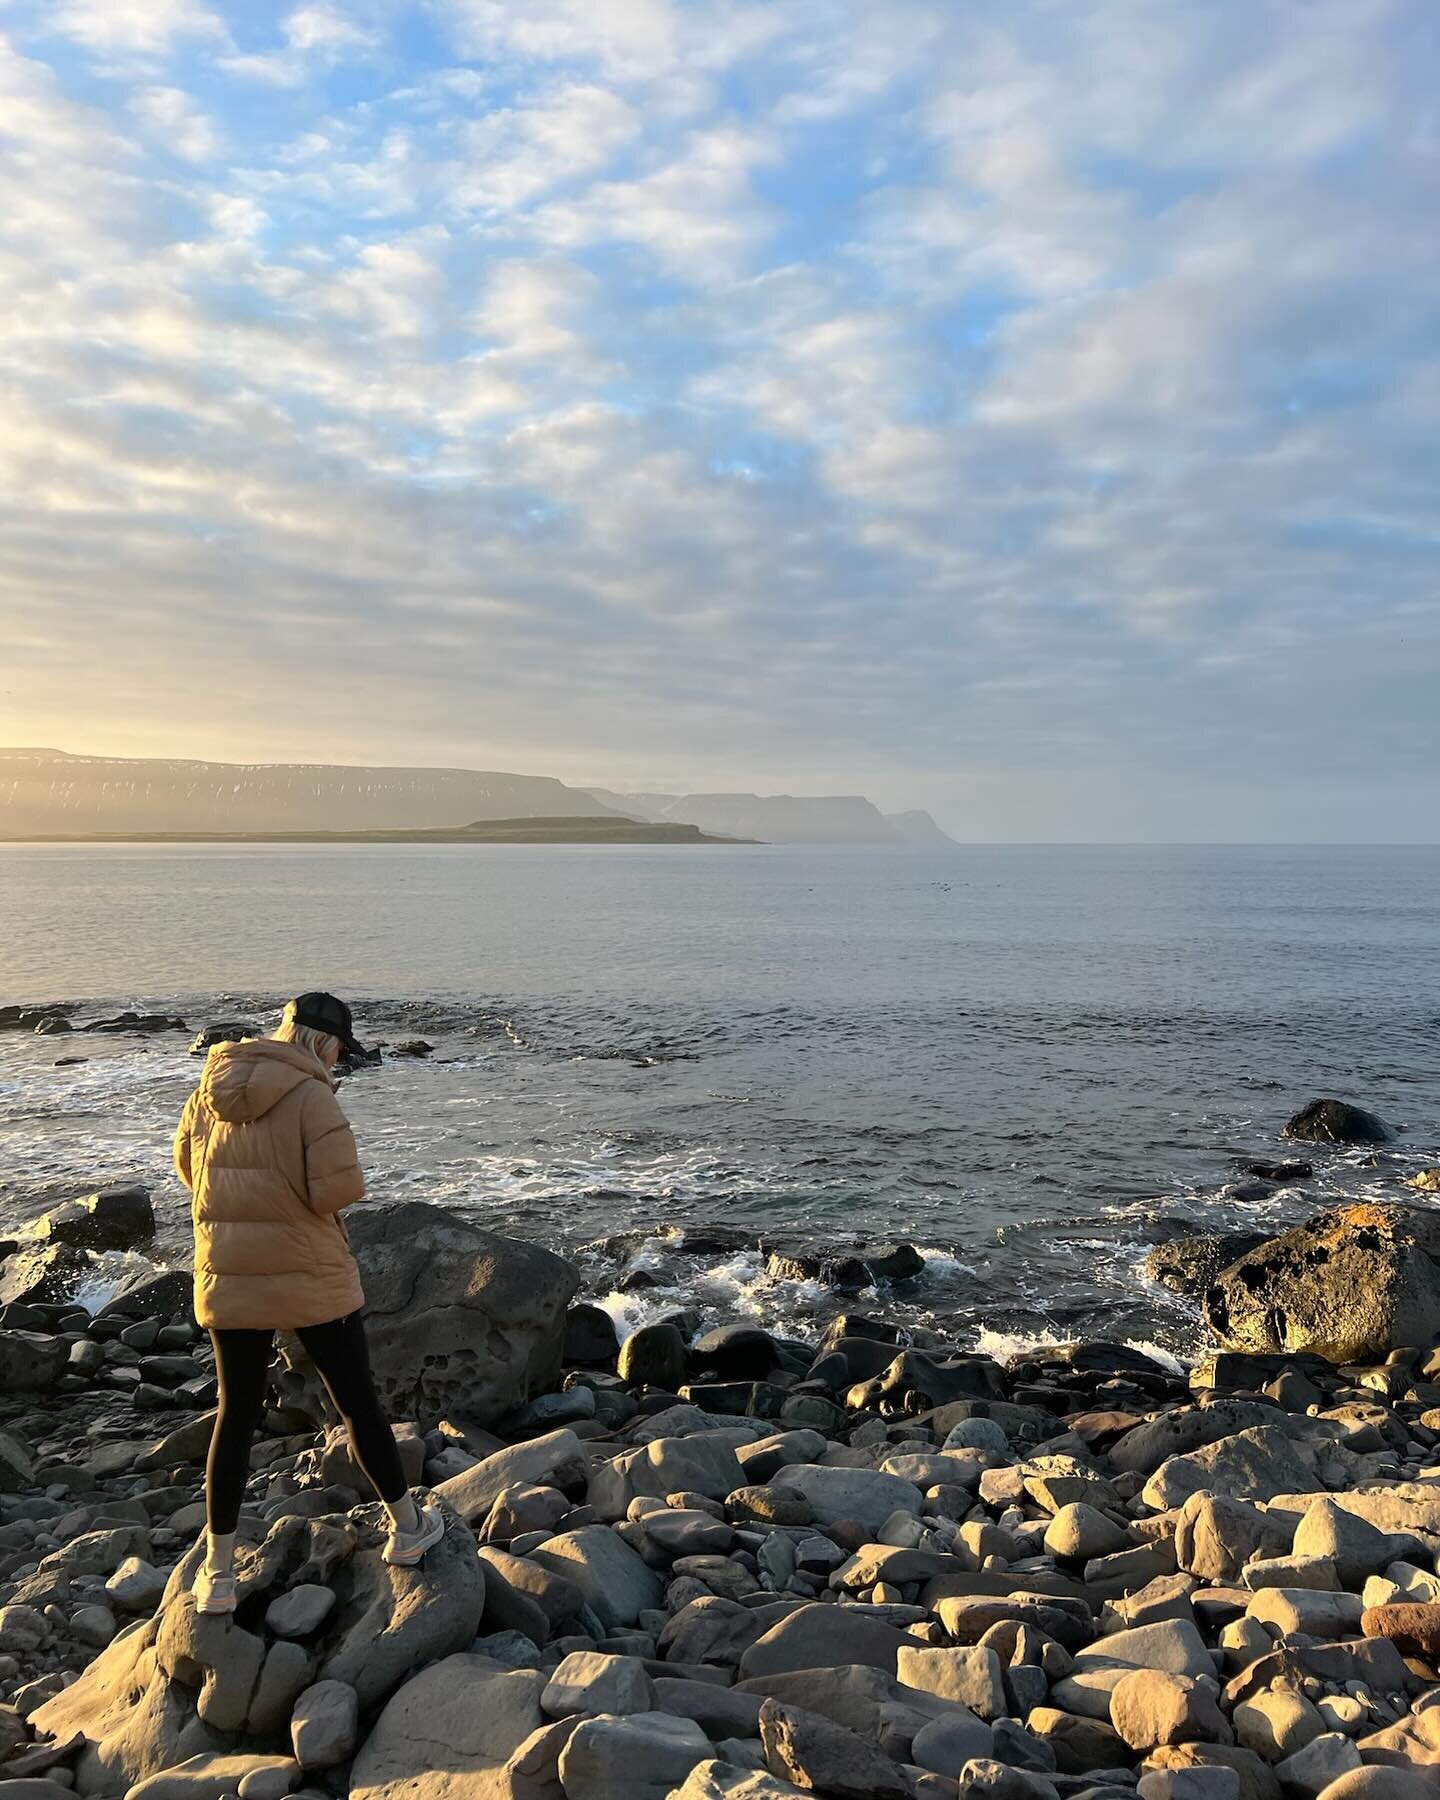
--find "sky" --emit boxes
[0,0,1436,841]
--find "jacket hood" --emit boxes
[199,1038,332,1124]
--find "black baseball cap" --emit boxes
[291,992,366,1058]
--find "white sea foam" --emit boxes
[972,1325,1188,1374]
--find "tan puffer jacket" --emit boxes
[174,1038,366,1330]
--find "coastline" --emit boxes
[0,816,756,846]
[4,1158,1440,1798]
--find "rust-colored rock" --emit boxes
[1361,1601,1440,1657]
[1203,1205,1440,1362]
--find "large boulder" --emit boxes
[349,1654,546,1800]
[32,1505,483,1794]
[1203,1205,1440,1362]
[273,1202,580,1427]
[1283,1100,1393,1144]
[36,1186,155,1252]
[0,1243,92,1308]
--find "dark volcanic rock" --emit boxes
[1245,1160,1313,1182]
[690,1323,777,1380]
[847,1349,1007,1415]
[82,1012,188,1035]
[1143,1233,1270,1299]
[0,1242,93,1307]
[1204,1203,1440,1361]
[188,1022,260,1053]
[618,1322,688,1389]
[562,1303,620,1367]
[1283,1098,1394,1144]
[0,1004,77,1032]
[36,1186,155,1252]
[275,1202,579,1427]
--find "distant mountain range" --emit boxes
[0,749,954,845]
[584,789,955,846]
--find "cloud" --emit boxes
[129,85,220,161]
[218,1,381,84]
[48,0,222,57]
[0,0,1436,837]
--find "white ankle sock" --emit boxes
[204,1531,236,1577]
[385,1494,420,1534]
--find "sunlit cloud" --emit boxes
[0,0,1434,837]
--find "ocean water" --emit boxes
[1,841,1437,1357]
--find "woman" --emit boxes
[174,991,443,1613]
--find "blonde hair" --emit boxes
[273,1001,338,1062]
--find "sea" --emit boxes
[2,841,1438,1363]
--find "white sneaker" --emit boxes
[384,1499,445,1567]
[193,1566,236,1615]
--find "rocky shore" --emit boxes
[3,1102,1440,1800]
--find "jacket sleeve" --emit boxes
[301,1084,366,1215]
[173,1091,197,1192]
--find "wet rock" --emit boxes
[619,1322,690,1390]
[759,1694,909,1798]
[1282,1100,1393,1144]
[564,1303,621,1367]
[95,1266,193,1320]
[1204,1205,1440,1361]
[188,1023,260,1053]
[36,1185,155,1251]
[0,1246,92,1310]
[692,1324,778,1380]
[84,1011,187,1034]
[1144,1236,1271,1300]
[273,1202,579,1428]
[849,1349,1007,1415]
[0,1004,76,1031]
[1409,1169,1440,1193]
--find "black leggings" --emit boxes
[206,1311,409,1534]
